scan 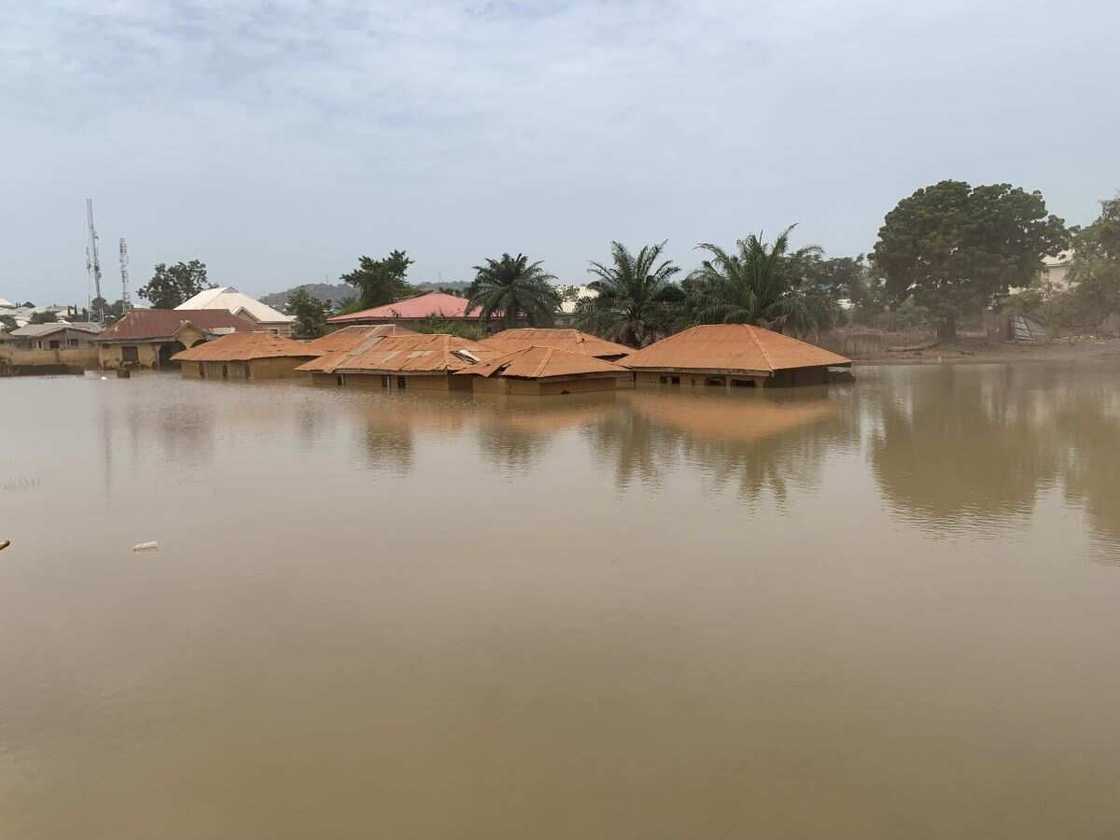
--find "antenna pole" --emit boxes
[119,238,130,311]
[86,199,104,322]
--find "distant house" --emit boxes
[456,344,631,396]
[0,323,102,373]
[327,292,488,328]
[6,322,102,351]
[480,328,632,362]
[94,309,256,370]
[176,287,295,336]
[1040,251,1074,291]
[621,324,851,388]
[172,332,317,380]
[296,332,500,391]
[559,285,598,315]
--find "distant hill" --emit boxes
[261,280,472,311]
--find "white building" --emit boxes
[176,287,294,336]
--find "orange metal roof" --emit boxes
[302,324,416,355]
[327,292,483,323]
[457,345,629,380]
[171,332,316,362]
[481,328,633,359]
[620,324,850,374]
[296,333,500,374]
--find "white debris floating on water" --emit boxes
[131,541,159,552]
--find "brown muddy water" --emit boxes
[2,363,1120,839]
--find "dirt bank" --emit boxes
[851,336,1120,366]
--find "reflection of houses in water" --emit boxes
[591,389,851,499]
[474,393,621,471]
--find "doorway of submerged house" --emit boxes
[158,341,186,369]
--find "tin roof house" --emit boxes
[176,287,295,336]
[172,332,318,380]
[456,344,631,396]
[621,324,850,388]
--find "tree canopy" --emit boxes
[468,253,560,327]
[579,241,681,347]
[29,311,59,324]
[287,288,330,339]
[1068,195,1120,318]
[138,260,213,309]
[684,227,838,336]
[341,250,414,309]
[871,180,1068,338]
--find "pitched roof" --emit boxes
[296,333,499,374]
[9,322,102,338]
[481,328,632,359]
[456,345,629,380]
[96,309,256,342]
[327,291,482,323]
[176,287,294,323]
[171,332,316,362]
[302,324,417,355]
[620,324,850,373]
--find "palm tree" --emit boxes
[468,253,560,327]
[686,226,836,336]
[580,241,682,347]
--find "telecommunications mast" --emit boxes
[85,199,104,322]
[119,237,130,309]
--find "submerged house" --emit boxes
[296,333,500,390]
[480,328,633,361]
[301,324,416,355]
[621,324,851,388]
[456,344,631,395]
[94,309,257,370]
[176,287,295,336]
[172,332,318,380]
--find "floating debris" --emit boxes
[0,539,10,552]
[131,541,159,552]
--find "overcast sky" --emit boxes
[2,0,1117,306]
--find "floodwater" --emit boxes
[2,363,1119,839]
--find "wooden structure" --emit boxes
[94,309,256,370]
[480,328,632,361]
[621,324,851,388]
[296,333,500,390]
[171,332,317,380]
[456,344,631,396]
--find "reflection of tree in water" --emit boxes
[364,424,414,474]
[869,364,1120,548]
[1053,380,1120,551]
[587,389,854,502]
[869,366,1063,528]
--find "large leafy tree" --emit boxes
[341,250,415,309]
[468,253,560,327]
[580,241,682,347]
[871,181,1068,339]
[684,227,838,336]
[138,260,213,309]
[1069,195,1120,318]
[287,287,330,339]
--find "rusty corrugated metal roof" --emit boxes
[303,324,417,355]
[296,333,500,374]
[620,324,850,373]
[96,309,256,342]
[457,345,629,380]
[171,332,316,362]
[481,328,633,359]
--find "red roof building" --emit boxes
[327,292,484,326]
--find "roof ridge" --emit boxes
[532,345,554,378]
[745,324,774,371]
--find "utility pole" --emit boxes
[119,237,130,311]
[85,199,104,323]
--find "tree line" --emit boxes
[99,179,1119,344]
